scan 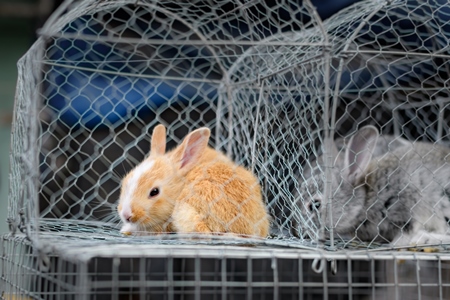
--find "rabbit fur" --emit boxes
[117,124,270,237]
[297,125,450,246]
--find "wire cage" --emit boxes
[225,0,450,246]
[5,234,450,300]
[4,0,450,299]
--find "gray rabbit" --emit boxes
[297,125,450,246]
[302,128,411,179]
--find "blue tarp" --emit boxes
[45,0,450,128]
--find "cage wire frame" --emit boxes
[222,0,450,248]
[5,233,450,300]
[4,0,450,299]
[7,0,343,247]
[221,0,373,245]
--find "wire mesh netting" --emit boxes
[4,234,450,300]
[10,0,450,246]
[224,0,450,247]
[5,0,450,298]
[9,0,340,244]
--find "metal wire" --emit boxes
[3,234,450,299]
[4,0,450,298]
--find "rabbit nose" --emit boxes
[122,212,133,223]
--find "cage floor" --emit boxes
[3,227,450,300]
[33,219,450,252]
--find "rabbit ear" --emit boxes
[150,124,166,156]
[173,128,210,173]
[344,125,379,183]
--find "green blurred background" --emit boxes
[0,0,58,233]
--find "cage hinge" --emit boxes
[18,209,27,235]
[311,257,338,275]
[6,217,18,236]
[8,209,28,237]
[6,209,26,236]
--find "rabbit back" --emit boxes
[363,142,450,243]
[172,148,270,237]
[296,125,450,245]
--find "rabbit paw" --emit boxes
[120,223,138,236]
[172,202,212,234]
[394,230,450,247]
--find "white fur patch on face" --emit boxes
[120,159,155,222]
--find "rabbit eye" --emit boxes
[313,200,321,209]
[308,199,321,212]
[149,188,159,198]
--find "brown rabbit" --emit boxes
[117,124,270,237]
